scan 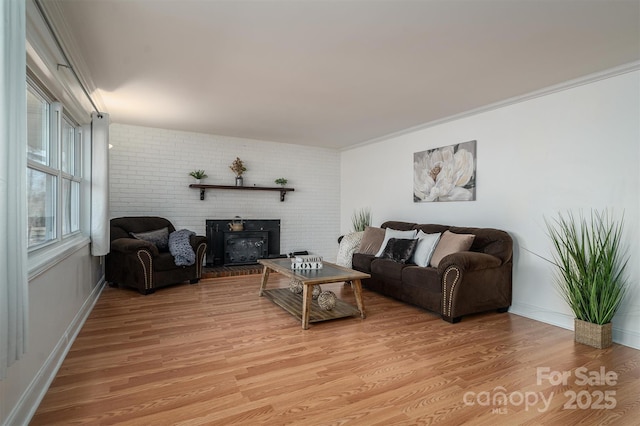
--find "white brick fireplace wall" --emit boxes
[109,124,341,260]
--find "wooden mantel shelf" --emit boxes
[189,184,295,201]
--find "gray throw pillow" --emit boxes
[130,227,169,251]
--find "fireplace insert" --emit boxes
[206,219,281,266]
[223,231,269,265]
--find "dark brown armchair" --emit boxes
[106,216,207,294]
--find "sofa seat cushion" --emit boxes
[352,253,375,273]
[371,258,409,281]
[401,266,441,294]
[154,252,183,271]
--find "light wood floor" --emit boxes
[31,274,640,425]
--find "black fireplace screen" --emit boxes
[224,231,268,265]
[206,219,281,266]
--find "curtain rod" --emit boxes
[34,0,103,118]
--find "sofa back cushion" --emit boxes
[413,224,450,235]
[352,253,375,273]
[381,221,417,231]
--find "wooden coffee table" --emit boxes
[258,258,370,329]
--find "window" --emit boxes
[61,117,81,235]
[27,81,83,250]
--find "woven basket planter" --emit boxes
[574,319,612,349]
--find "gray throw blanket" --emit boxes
[169,229,196,266]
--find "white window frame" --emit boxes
[27,78,90,277]
[61,115,82,237]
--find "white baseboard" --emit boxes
[509,302,574,330]
[5,278,105,426]
[510,302,640,350]
[610,326,640,350]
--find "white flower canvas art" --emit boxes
[413,140,477,202]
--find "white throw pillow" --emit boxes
[336,231,364,268]
[375,228,418,257]
[411,231,441,267]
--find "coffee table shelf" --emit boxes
[263,288,361,324]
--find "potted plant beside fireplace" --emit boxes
[545,210,629,349]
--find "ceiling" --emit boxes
[46,0,640,150]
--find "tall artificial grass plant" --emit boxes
[545,210,628,325]
[351,208,372,232]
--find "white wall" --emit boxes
[1,247,103,425]
[341,71,640,348]
[109,124,341,260]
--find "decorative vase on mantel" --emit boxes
[574,319,612,349]
[229,157,247,187]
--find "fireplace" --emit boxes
[206,219,281,266]
[223,231,268,265]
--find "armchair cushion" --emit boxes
[154,252,183,271]
[111,237,160,256]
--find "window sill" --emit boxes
[28,234,91,280]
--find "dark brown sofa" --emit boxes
[106,217,207,294]
[351,221,513,323]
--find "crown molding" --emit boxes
[38,0,106,113]
[26,0,104,124]
[343,61,640,152]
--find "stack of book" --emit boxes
[291,255,323,269]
